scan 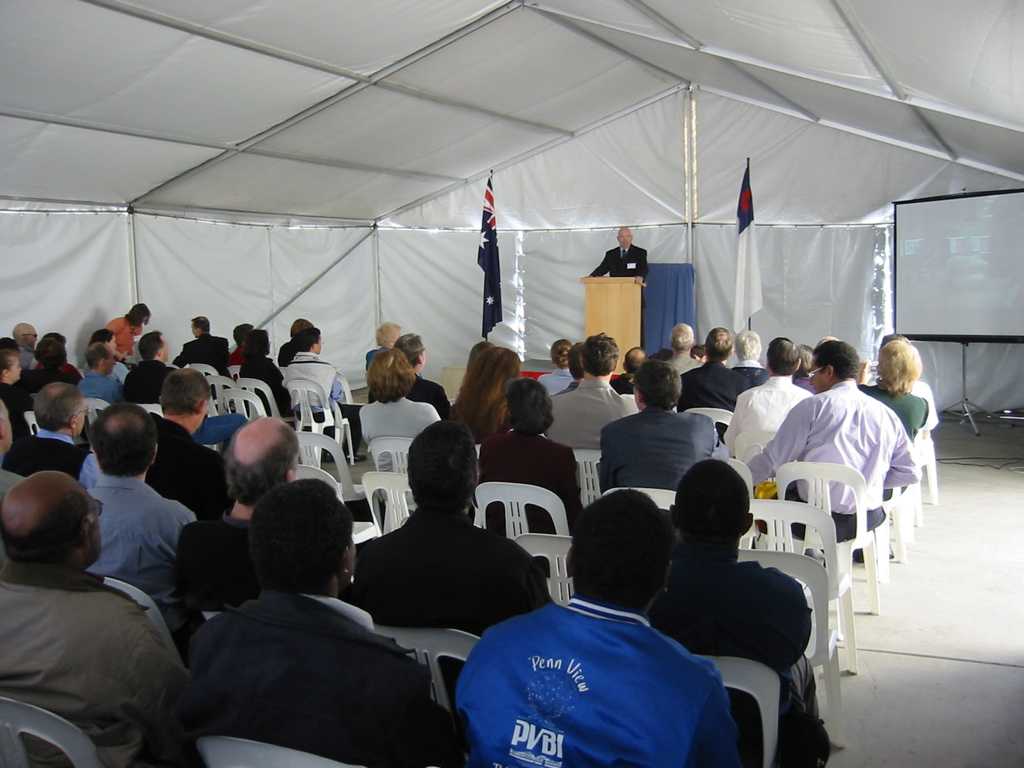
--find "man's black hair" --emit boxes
[1,489,92,564]
[292,327,322,353]
[571,490,672,611]
[89,404,158,477]
[766,337,800,376]
[88,328,114,345]
[634,360,680,410]
[138,331,164,361]
[672,460,750,543]
[407,421,477,512]
[243,329,271,359]
[250,479,353,593]
[813,340,860,381]
[506,377,553,436]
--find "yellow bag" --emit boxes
[754,480,778,500]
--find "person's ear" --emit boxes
[285,466,297,482]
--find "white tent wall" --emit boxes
[0,211,132,363]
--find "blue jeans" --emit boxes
[193,414,246,447]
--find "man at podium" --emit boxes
[590,227,648,286]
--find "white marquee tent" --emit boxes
[2,0,1022,411]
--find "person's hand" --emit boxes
[634,276,646,287]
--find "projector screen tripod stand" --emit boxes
[943,341,990,436]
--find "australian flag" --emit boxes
[478,175,502,338]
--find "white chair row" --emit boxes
[286,379,355,465]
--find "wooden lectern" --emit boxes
[580,277,641,373]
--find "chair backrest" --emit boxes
[474,482,570,537]
[737,549,830,668]
[23,411,39,436]
[187,363,219,377]
[776,461,869,547]
[197,735,365,768]
[707,657,780,768]
[220,389,268,420]
[101,577,176,652]
[746,499,842,598]
[369,437,413,474]
[361,471,413,534]
[726,458,754,500]
[137,403,163,417]
[235,377,283,418]
[0,696,102,768]
[295,464,344,494]
[515,533,572,605]
[205,374,236,413]
[602,486,675,510]
[374,626,479,712]
[573,448,601,507]
[83,398,109,429]
[685,407,733,427]
[295,432,358,501]
[337,376,354,404]
[733,429,776,462]
[286,378,335,434]
[227,364,241,380]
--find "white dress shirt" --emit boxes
[724,376,811,454]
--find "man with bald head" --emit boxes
[0,472,188,768]
[176,417,298,611]
[12,322,37,370]
[590,227,649,284]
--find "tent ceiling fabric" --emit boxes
[0,0,1020,219]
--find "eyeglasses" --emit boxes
[808,367,822,377]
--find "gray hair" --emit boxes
[735,329,762,361]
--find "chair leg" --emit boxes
[343,422,355,465]
[839,591,858,674]
[863,537,881,615]
[874,517,891,584]
[824,654,846,748]
[924,457,938,507]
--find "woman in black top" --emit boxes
[239,330,291,416]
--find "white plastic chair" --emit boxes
[369,437,413,474]
[137,403,163,417]
[205,374,236,417]
[883,485,917,564]
[187,363,219,377]
[602,486,675,510]
[294,466,381,542]
[733,429,776,462]
[295,432,363,504]
[83,398,109,428]
[220,389,268,420]
[287,378,355,465]
[573,448,601,507]
[197,735,365,768]
[915,428,938,512]
[374,626,479,712]
[708,657,780,768]
[235,377,284,419]
[685,407,733,428]
[726,458,755,500]
[474,482,570,537]
[101,577,176,653]
[515,533,572,605]
[23,411,39,436]
[738,548,845,746]
[227,364,241,380]
[361,471,412,534]
[0,696,102,768]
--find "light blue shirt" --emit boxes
[78,370,123,404]
[537,368,574,396]
[112,361,129,385]
[35,429,100,490]
[87,474,196,631]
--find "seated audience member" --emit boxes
[792,343,816,393]
[875,333,939,432]
[749,341,920,543]
[3,383,99,488]
[537,338,574,395]
[239,329,290,415]
[0,402,21,565]
[12,322,37,370]
[124,331,172,404]
[88,328,130,384]
[366,321,401,370]
[105,303,150,360]
[87,404,195,635]
[38,332,83,381]
[733,329,770,389]
[17,337,80,393]
[78,342,124,404]
[860,339,929,440]
[146,369,230,521]
[555,341,586,395]
[724,337,811,456]
[457,489,741,768]
[361,350,440,467]
[690,343,707,363]
[0,348,34,439]
[600,360,720,492]
[283,327,363,456]
[173,316,230,375]
[670,322,701,375]
[649,347,674,361]
[451,346,521,443]
[179,480,461,768]
[0,472,188,768]
[352,422,549,636]
[228,323,253,368]
[479,377,583,533]
[393,332,451,419]
[651,461,819,765]
[277,317,313,368]
[679,327,749,412]
[611,346,646,395]
[547,334,637,449]
[177,418,297,612]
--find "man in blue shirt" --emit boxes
[457,489,741,768]
[78,343,123,404]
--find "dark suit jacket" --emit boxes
[179,591,460,768]
[479,431,583,533]
[173,335,230,376]
[2,436,88,480]
[678,362,748,412]
[590,244,649,278]
[0,382,34,440]
[351,506,550,637]
[176,517,258,612]
[277,339,299,368]
[239,356,291,415]
[408,376,450,420]
[16,367,80,395]
[733,365,769,390]
[146,415,229,522]
[124,360,171,405]
[598,408,718,492]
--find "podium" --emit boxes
[580,277,641,373]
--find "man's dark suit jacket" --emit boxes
[2,436,88,480]
[351,506,550,637]
[590,244,649,278]
[479,431,583,533]
[16,367,80,395]
[124,360,171,404]
[678,362,749,412]
[733,366,769,390]
[173,334,230,376]
[239,356,291,415]
[176,517,258,612]
[0,382,34,439]
[179,591,460,768]
[146,415,229,522]
[408,376,450,420]
[598,408,718,492]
